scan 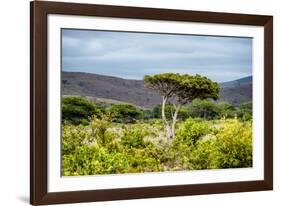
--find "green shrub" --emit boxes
[62,96,100,125]
[121,127,148,148]
[62,116,253,175]
[62,145,131,175]
[237,102,252,121]
[176,118,210,145]
[214,120,252,168]
[187,139,218,170]
[140,109,154,120]
[62,125,93,155]
[91,116,111,145]
[108,104,141,123]
[217,101,236,118]
[186,99,220,119]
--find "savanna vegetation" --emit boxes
[62,73,252,176]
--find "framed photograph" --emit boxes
[30,1,273,205]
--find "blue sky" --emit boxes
[62,29,252,82]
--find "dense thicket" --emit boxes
[62,97,252,124]
[62,96,252,175]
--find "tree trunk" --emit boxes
[162,96,172,139]
[171,104,181,138]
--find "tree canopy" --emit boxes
[144,73,220,104]
[144,73,182,98]
[144,73,220,138]
[62,96,101,125]
[108,104,142,123]
[175,74,220,104]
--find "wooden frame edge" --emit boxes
[31,1,48,204]
[263,16,273,190]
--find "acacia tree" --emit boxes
[144,73,182,138]
[144,73,220,139]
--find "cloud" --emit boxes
[62,29,252,82]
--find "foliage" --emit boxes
[107,104,142,123]
[121,127,148,148]
[186,119,252,169]
[62,117,252,176]
[214,120,252,168]
[144,73,220,104]
[62,124,93,155]
[186,99,220,119]
[62,122,163,175]
[175,118,210,145]
[91,114,115,145]
[186,139,218,170]
[237,102,252,121]
[144,73,182,97]
[61,91,252,175]
[62,145,132,175]
[217,101,236,119]
[62,96,100,125]
[144,73,220,139]
[174,74,220,104]
[140,109,154,120]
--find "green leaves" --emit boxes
[144,73,182,97]
[186,99,221,119]
[176,74,220,103]
[107,104,142,123]
[180,119,253,170]
[175,118,210,145]
[214,120,252,168]
[62,96,102,125]
[144,73,220,138]
[144,73,220,103]
[62,118,252,176]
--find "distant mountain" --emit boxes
[62,72,252,108]
[220,76,252,88]
[219,76,252,105]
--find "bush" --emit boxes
[62,145,131,175]
[214,120,252,168]
[217,101,236,118]
[176,118,210,145]
[186,119,252,169]
[186,99,220,119]
[187,139,218,170]
[91,115,115,145]
[62,125,93,155]
[108,104,141,123]
[140,109,154,120]
[121,127,148,148]
[62,116,253,175]
[237,102,252,121]
[62,96,100,125]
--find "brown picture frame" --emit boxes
[30,1,273,205]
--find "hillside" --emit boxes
[220,76,252,88]
[62,71,252,108]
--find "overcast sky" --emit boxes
[62,29,252,82]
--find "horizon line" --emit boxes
[62,70,252,83]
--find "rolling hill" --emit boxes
[62,71,252,108]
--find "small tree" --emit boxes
[62,96,100,125]
[108,104,141,123]
[144,73,220,138]
[217,101,236,119]
[187,99,220,119]
[144,73,182,138]
[237,101,252,121]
